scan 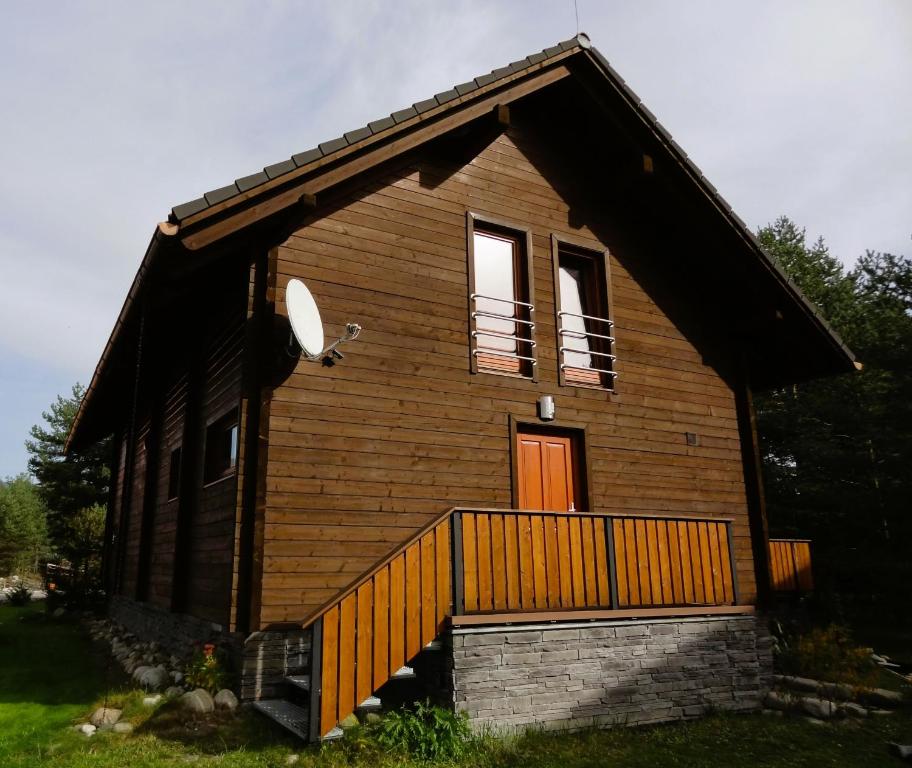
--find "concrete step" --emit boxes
[252,699,310,741]
[390,665,416,680]
[285,674,310,692]
[356,695,382,712]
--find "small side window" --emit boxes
[203,410,239,484]
[167,447,182,501]
[554,241,616,388]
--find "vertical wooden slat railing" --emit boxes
[769,538,813,592]
[302,508,739,739]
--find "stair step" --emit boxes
[324,726,344,740]
[252,699,310,741]
[424,639,443,651]
[357,696,382,711]
[285,674,310,692]
[390,665,416,680]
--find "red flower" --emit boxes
[203,643,216,658]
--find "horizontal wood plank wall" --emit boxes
[185,322,244,625]
[264,124,756,625]
[319,527,449,736]
[147,377,187,609]
[107,435,128,591]
[119,419,149,597]
[769,539,813,592]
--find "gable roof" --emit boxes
[66,33,856,452]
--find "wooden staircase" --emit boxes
[253,506,740,740]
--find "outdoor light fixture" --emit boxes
[538,395,555,421]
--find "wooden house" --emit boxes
[67,34,853,739]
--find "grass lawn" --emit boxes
[1,602,910,767]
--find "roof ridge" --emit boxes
[170,34,590,222]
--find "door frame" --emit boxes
[508,414,593,512]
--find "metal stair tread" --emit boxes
[285,674,310,691]
[252,699,310,740]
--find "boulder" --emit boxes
[78,723,97,736]
[113,722,134,734]
[139,666,170,691]
[764,690,793,712]
[800,697,837,720]
[89,707,122,727]
[142,694,162,707]
[888,743,912,760]
[180,688,215,714]
[774,675,820,693]
[171,671,184,684]
[52,607,65,618]
[214,689,239,711]
[131,665,151,684]
[864,688,905,708]
[841,702,868,718]
[165,686,184,699]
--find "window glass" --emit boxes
[167,447,181,501]
[559,263,593,371]
[473,231,518,357]
[203,410,239,484]
[558,248,613,387]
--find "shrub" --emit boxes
[374,699,472,761]
[7,582,32,606]
[775,624,879,690]
[183,643,230,693]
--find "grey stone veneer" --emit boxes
[451,614,773,732]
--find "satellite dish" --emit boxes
[286,279,325,357]
[285,278,362,363]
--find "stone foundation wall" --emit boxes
[451,614,773,732]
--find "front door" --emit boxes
[516,429,579,512]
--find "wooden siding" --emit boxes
[185,321,245,625]
[119,418,149,597]
[262,120,757,626]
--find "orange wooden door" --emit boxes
[516,431,577,512]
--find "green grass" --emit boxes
[1,601,910,767]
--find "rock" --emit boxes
[132,665,151,684]
[89,707,122,727]
[171,671,184,684]
[888,743,912,760]
[113,722,134,734]
[800,697,838,720]
[339,713,359,729]
[52,607,65,618]
[870,708,894,716]
[142,694,162,707]
[804,717,827,726]
[864,688,905,708]
[818,681,855,700]
[138,666,169,691]
[79,723,97,736]
[165,686,184,699]
[180,688,215,714]
[286,755,300,765]
[364,712,382,725]
[774,675,820,693]
[841,702,868,718]
[764,690,793,711]
[214,689,238,711]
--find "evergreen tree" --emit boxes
[25,384,110,563]
[0,474,48,574]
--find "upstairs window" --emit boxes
[468,216,535,377]
[554,240,616,388]
[167,447,182,501]
[203,409,238,484]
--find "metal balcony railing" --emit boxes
[557,310,617,379]
[471,294,537,366]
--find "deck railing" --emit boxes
[303,507,739,738]
[769,538,813,592]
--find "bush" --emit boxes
[374,699,472,761]
[775,624,879,689]
[183,643,231,693]
[7,582,32,606]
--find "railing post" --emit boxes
[604,516,620,609]
[726,523,741,606]
[308,617,323,743]
[451,512,464,616]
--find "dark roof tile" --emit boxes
[543,44,563,57]
[527,52,546,65]
[558,38,578,51]
[172,197,209,220]
[455,80,477,96]
[413,97,438,114]
[490,65,512,79]
[638,104,658,124]
[474,73,496,88]
[204,183,239,206]
[434,88,459,105]
[235,171,269,193]
[318,136,349,155]
[391,106,418,123]
[264,158,296,179]
[343,126,372,144]
[368,116,396,133]
[508,59,530,74]
[292,147,323,167]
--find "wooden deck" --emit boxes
[308,506,741,738]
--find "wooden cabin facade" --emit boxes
[68,35,854,738]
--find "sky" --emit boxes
[0,0,909,478]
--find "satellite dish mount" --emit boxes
[285,278,362,365]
